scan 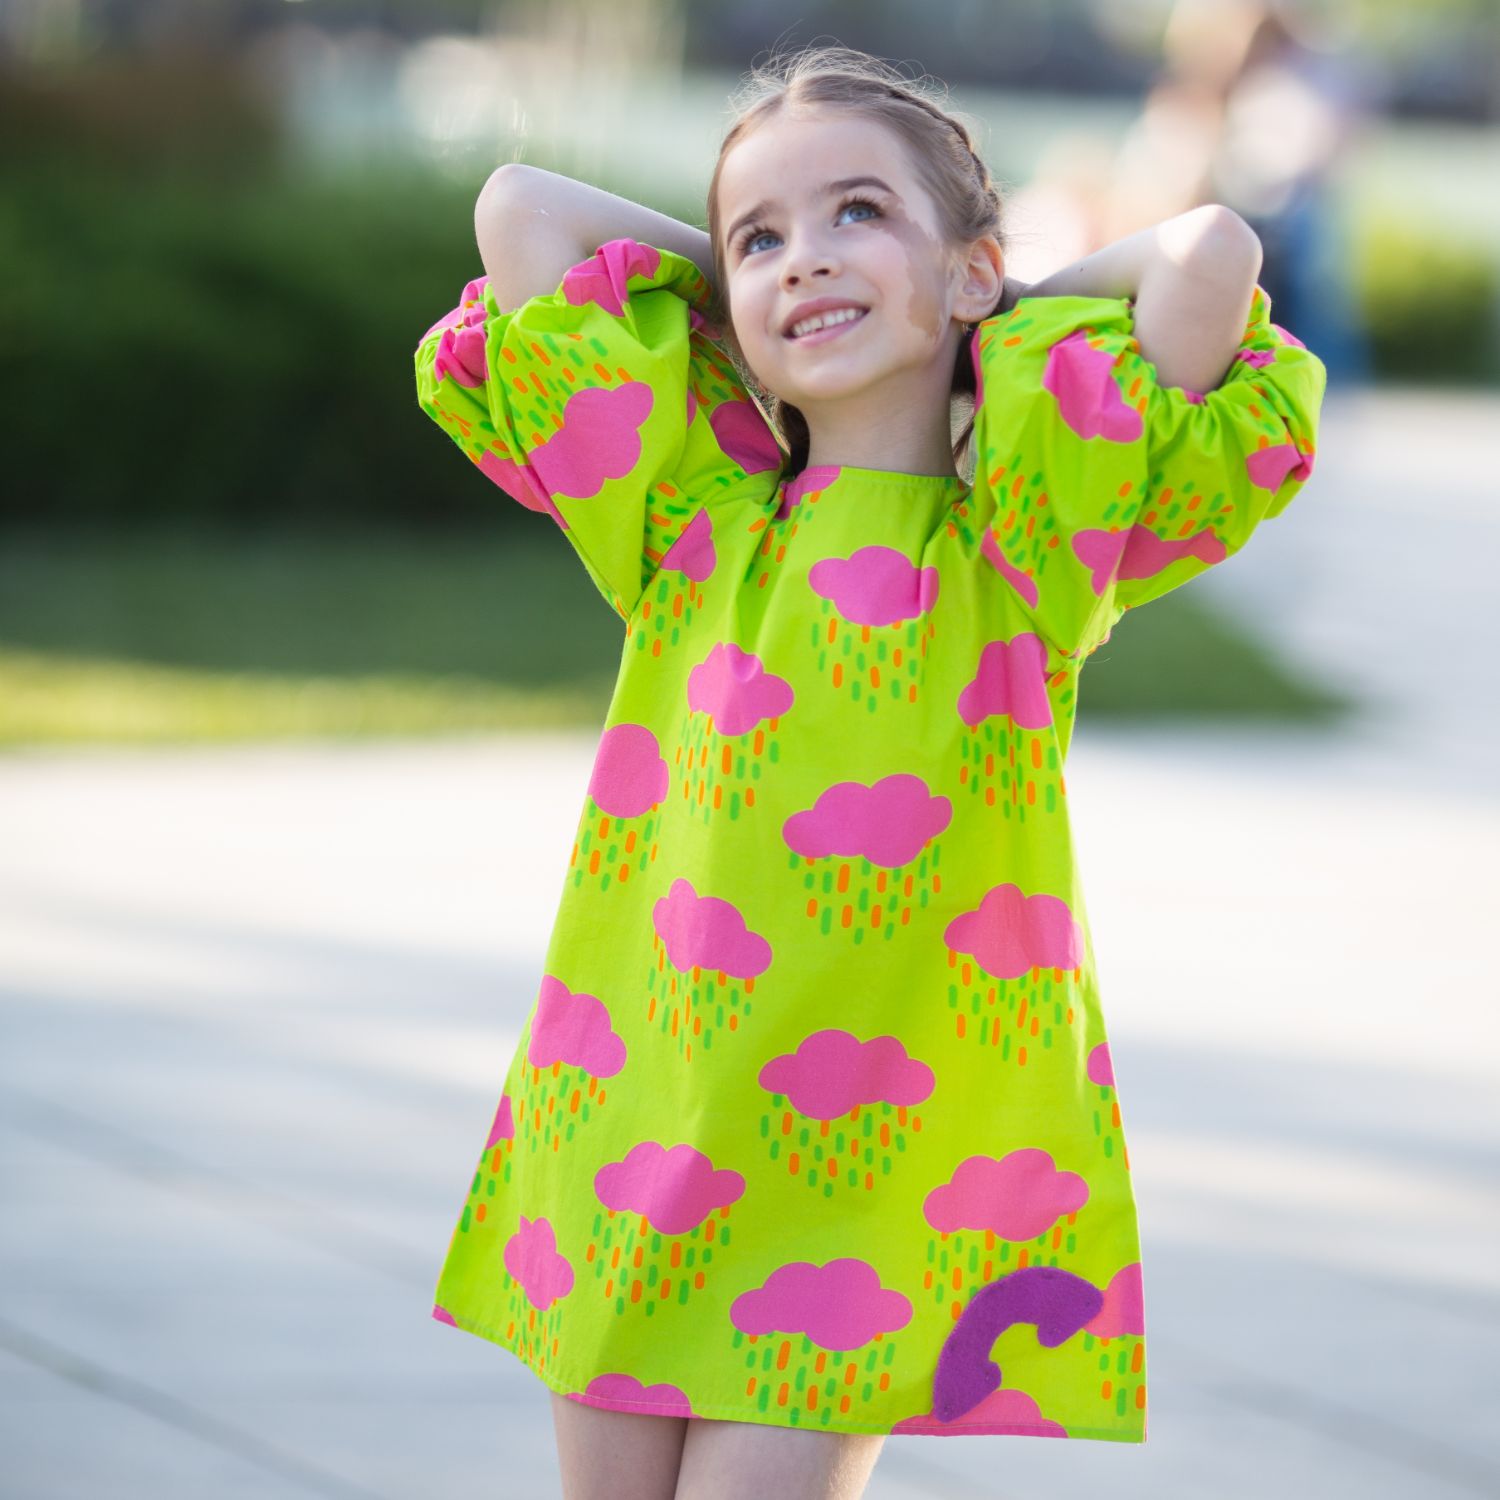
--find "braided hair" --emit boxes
[706,45,1010,481]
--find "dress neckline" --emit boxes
[773,462,971,523]
[786,462,969,489]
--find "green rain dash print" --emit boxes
[413,237,1326,1440]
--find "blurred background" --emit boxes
[3,2,1497,1498]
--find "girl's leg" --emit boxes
[549,1392,689,1500]
[673,1417,886,1500]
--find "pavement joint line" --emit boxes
[1,1083,432,1286]
[0,1312,397,1500]
[1150,1333,1500,1495]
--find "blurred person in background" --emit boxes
[1101,0,1374,384]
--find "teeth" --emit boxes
[790,307,866,338]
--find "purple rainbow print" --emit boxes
[594,1141,746,1234]
[807,545,940,627]
[931,1264,1103,1424]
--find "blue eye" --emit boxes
[736,195,883,257]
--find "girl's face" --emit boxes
[717,109,994,411]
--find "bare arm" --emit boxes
[475,164,715,314]
[1011,205,1264,392]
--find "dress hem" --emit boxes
[432,1304,1147,1443]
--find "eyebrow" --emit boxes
[725,175,898,250]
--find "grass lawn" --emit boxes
[0,527,1350,749]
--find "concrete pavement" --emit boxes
[2,387,1496,1498]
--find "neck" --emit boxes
[797,339,966,479]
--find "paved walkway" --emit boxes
[2,389,1496,1498]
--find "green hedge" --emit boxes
[2,58,1495,527]
[2,158,506,526]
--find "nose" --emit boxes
[779,226,840,289]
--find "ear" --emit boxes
[954,235,1005,322]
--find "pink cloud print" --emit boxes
[807,544,940,627]
[652,877,773,979]
[527,974,627,1077]
[945,882,1082,980]
[657,506,718,587]
[485,1093,515,1149]
[892,1385,1069,1437]
[923,1149,1089,1239]
[730,1258,913,1350]
[1061,310,1314,492]
[686,641,795,736]
[566,1372,696,1418]
[955,633,1054,729]
[774,463,843,520]
[559,237,664,318]
[782,772,951,869]
[594,1141,746,1234]
[425,240,656,525]
[972,313,1313,615]
[759,1029,936,1120]
[703,391,784,482]
[587,722,670,819]
[504,1214,575,1311]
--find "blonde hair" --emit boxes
[705,43,1011,480]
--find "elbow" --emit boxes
[478,162,537,211]
[1179,204,1263,282]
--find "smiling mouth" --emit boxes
[785,308,870,341]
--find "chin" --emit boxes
[789,370,882,404]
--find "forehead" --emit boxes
[718,109,918,214]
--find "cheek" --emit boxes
[880,215,947,342]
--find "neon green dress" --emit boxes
[413,237,1325,1441]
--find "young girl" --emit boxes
[414,44,1324,1500]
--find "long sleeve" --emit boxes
[414,237,783,621]
[969,282,1327,671]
